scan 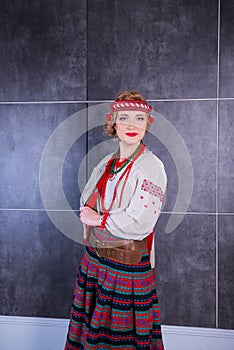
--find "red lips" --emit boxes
[126,132,137,137]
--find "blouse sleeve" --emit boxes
[105,154,167,240]
[80,153,113,206]
[81,153,113,239]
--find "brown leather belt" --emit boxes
[88,230,147,264]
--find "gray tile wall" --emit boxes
[0,0,233,330]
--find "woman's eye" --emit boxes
[137,117,145,121]
[119,117,127,121]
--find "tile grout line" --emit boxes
[86,0,89,186]
[216,0,221,329]
[1,208,234,215]
[1,97,234,105]
[86,0,89,104]
[85,0,89,186]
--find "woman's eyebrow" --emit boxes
[118,113,129,116]
[118,113,146,117]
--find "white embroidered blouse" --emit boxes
[81,148,167,267]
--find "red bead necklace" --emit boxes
[96,143,146,214]
[115,157,128,169]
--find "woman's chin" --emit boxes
[120,138,140,146]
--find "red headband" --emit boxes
[106,100,154,123]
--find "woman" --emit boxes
[65,91,167,350]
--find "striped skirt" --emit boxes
[64,246,164,350]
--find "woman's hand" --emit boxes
[79,206,102,226]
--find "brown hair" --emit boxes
[103,90,150,138]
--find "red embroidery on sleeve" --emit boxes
[141,179,164,202]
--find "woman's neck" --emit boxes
[118,141,142,159]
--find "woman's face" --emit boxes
[115,110,148,145]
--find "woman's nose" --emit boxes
[127,121,135,128]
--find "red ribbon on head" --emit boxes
[106,113,112,122]
[106,100,154,123]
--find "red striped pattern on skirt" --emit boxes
[64,246,164,350]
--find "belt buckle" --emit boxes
[96,240,106,249]
[95,240,106,258]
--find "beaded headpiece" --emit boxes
[106,100,154,123]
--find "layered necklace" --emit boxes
[110,141,143,175]
[96,142,145,213]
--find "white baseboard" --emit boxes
[162,324,234,350]
[0,316,233,350]
[0,316,69,350]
